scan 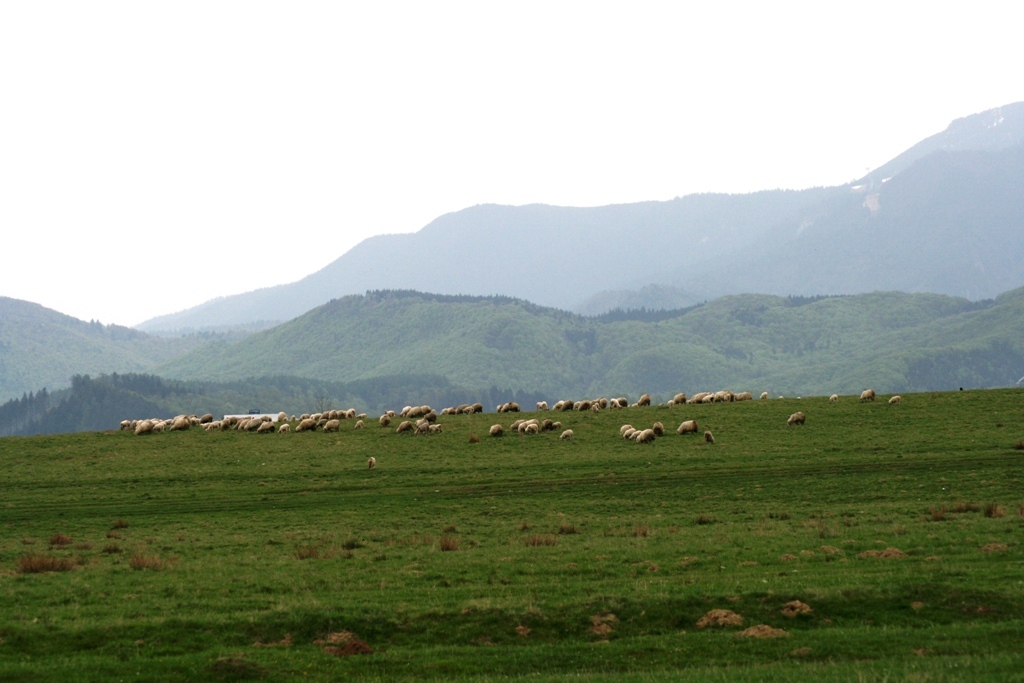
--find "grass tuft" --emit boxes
[103,543,122,554]
[984,503,1005,518]
[558,522,578,535]
[1013,439,1024,450]
[17,553,78,574]
[927,506,947,522]
[468,434,481,443]
[341,538,364,550]
[49,533,72,547]
[953,501,981,513]
[632,524,651,537]
[129,553,170,570]
[111,519,130,530]
[695,515,716,526]
[439,536,460,551]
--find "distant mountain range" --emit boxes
[136,102,1024,334]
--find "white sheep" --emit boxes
[787,412,806,426]
[489,424,504,437]
[888,395,901,405]
[860,389,876,402]
[560,429,574,440]
[379,414,392,428]
[759,392,769,400]
[829,394,839,403]
[256,421,276,433]
[368,457,376,469]
[278,423,291,433]
[676,420,698,435]
[323,419,341,432]
[537,401,549,411]
[354,420,365,429]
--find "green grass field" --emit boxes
[1,390,1022,681]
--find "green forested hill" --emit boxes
[154,288,1024,398]
[0,297,209,403]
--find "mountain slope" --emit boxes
[0,297,209,403]
[137,102,1024,331]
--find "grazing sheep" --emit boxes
[199,413,213,424]
[424,410,438,424]
[355,412,366,420]
[560,429,574,440]
[701,394,715,404]
[276,411,287,422]
[636,429,656,444]
[296,418,317,432]
[652,422,665,436]
[620,424,634,437]
[704,430,715,444]
[860,389,876,402]
[687,392,709,404]
[354,420,365,429]
[541,418,555,431]
[415,422,431,435]
[471,403,484,414]
[591,403,601,413]
[734,392,752,402]
[888,395,901,405]
[387,410,396,418]
[368,457,376,469]
[401,406,412,417]
[537,401,549,411]
[551,421,562,431]
[323,419,341,432]
[759,392,769,400]
[623,427,637,440]
[829,394,839,403]
[524,423,539,435]
[119,419,131,431]
[787,412,806,426]
[428,424,443,434]
[638,394,652,407]
[134,420,154,436]
[256,421,276,433]
[245,419,262,432]
[379,414,392,428]
[673,393,687,405]
[676,420,698,435]
[489,424,504,437]
[278,423,291,433]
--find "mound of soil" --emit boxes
[780,600,812,617]
[696,609,744,629]
[979,543,1008,553]
[323,640,374,656]
[736,624,789,638]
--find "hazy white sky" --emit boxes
[1,2,1021,326]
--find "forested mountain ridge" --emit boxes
[153,287,1024,399]
[136,102,1024,332]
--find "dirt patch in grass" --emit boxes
[912,601,925,610]
[925,556,942,561]
[516,625,531,637]
[696,609,743,629]
[559,522,578,535]
[440,536,460,551]
[677,556,700,566]
[858,547,907,559]
[780,600,812,618]
[779,554,797,561]
[979,543,1008,553]
[525,534,557,547]
[953,501,981,513]
[111,519,130,530]
[739,561,759,567]
[790,647,812,657]
[16,553,78,574]
[314,631,357,646]
[819,545,841,554]
[632,524,651,537]
[736,624,789,638]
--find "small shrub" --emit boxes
[985,503,1006,518]
[103,543,122,554]
[559,522,578,535]
[105,531,123,539]
[518,522,531,532]
[695,515,716,526]
[443,525,458,534]
[525,534,557,547]
[111,519,130,530]
[17,553,78,574]
[632,524,651,537]
[341,538,364,550]
[928,506,947,522]
[439,536,460,551]
[953,501,981,513]
[49,533,72,547]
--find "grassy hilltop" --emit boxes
[1,389,1022,681]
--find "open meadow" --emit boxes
[1,389,1023,681]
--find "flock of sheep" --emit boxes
[119,390,901,453]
